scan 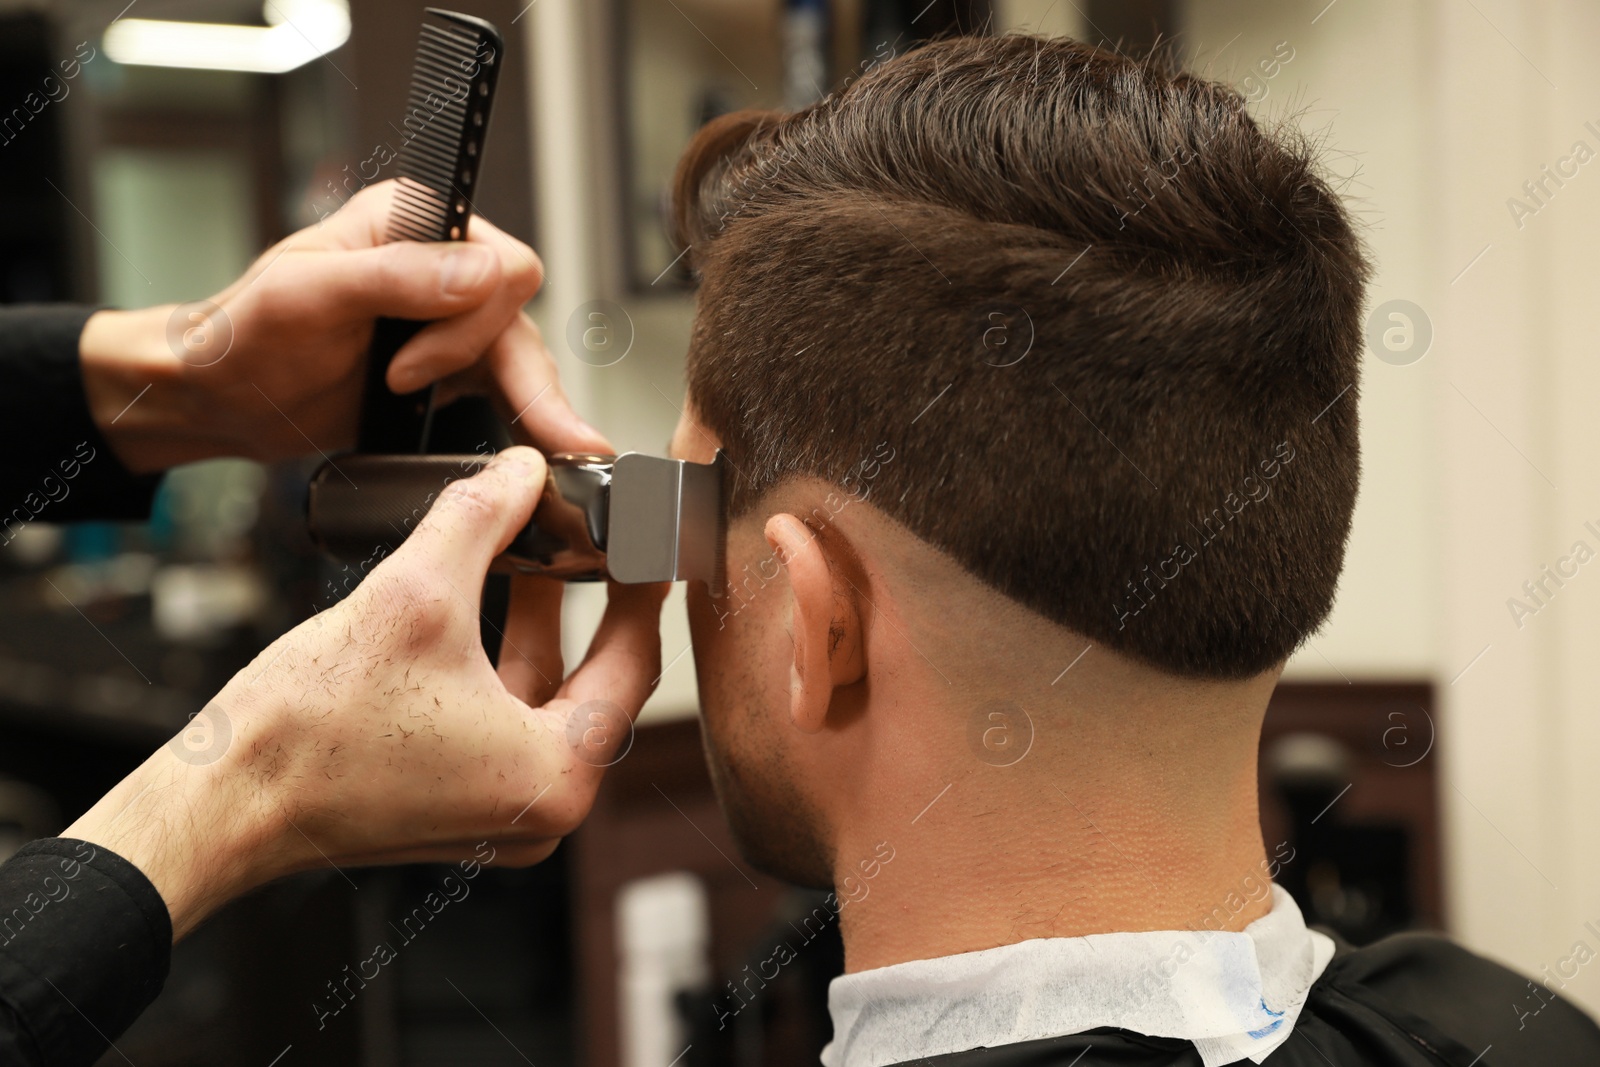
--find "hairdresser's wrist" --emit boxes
[63,691,285,941]
[80,305,229,473]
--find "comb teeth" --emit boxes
[388,9,503,245]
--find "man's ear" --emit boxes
[763,513,866,734]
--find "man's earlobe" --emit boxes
[764,513,865,734]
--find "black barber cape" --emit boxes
[888,931,1600,1067]
[0,306,168,1065]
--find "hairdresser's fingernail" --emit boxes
[390,364,425,393]
[495,447,539,481]
[440,246,495,296]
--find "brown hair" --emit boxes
[671,34,1368,680]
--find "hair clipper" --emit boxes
[307,451,727,584]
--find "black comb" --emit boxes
[356,8,504,454]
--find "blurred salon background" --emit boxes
[0,0,1595,1063]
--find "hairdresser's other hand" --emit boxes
[63,448,666,940]
[78,179,609,471]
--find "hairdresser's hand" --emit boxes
[63,447,667,940]
[78,179,609,471]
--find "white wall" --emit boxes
[1434,0,1600,1015]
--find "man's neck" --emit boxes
[827,670,1279,974]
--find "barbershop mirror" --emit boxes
[614,0,993,290]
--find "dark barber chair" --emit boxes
[1259,684,1443,943]
[1267,733,1415,944]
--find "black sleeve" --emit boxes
[0,305,162,526]
[0,838,171,1067]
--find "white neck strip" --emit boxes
[823,886,1335,1067]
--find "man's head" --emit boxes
[665,34,1368,891]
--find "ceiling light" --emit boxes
[103,0,351,74]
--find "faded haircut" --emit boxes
[670,33,1369,679]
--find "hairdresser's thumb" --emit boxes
[383,446,547,597]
